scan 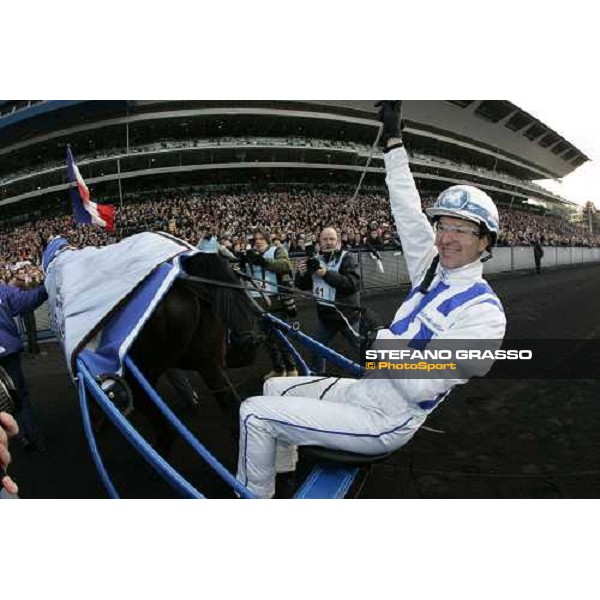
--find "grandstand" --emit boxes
[0,100,590,222]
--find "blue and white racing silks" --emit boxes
[344,146,506,417]
[246,246,278,297]
[312,250,347,305]
[236,145,507,498]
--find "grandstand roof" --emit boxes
[0,100,589,211]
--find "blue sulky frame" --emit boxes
[76,313,366,499]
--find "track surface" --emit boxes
[11,263,600,499]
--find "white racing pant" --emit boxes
[236,376,425,499]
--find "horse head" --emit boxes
[180,252,265,368]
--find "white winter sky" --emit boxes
[515,97,598,208]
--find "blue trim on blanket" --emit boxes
[78,262,176,378]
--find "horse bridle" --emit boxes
[178,271,269,317]
[179,269,367,315]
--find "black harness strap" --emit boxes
[418,255,440,294]
[280,377,330,396]
[319,378,342,400]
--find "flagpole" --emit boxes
[117,157,124,239]
[117,157,124,210]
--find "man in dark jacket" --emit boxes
[533,237,544,275]
[295,227,361,374]
[0,282,48,450]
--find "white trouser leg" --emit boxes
[265,376,357,475]
[236,391,417,499]
[263,376,357,398]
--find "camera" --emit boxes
[306,256,321,275]
[0,366,17,416]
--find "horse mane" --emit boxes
[180,253,259,334]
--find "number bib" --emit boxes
[312,251,346,306]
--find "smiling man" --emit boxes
[428,189,498,270]
[235,102,506,499]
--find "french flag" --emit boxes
[67,145,115,232]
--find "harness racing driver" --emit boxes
[236,101,507,498]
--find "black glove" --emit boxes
[374,101,403,144]
[360,307,385,354]
[246,249,265,266]
[306,256,321,275]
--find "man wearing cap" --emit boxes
[236,101,506,498]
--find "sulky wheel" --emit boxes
[97,374,134,416]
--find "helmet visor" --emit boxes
[435,192,499,232]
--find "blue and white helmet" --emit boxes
[426,185,500,245]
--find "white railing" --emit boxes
[28,245,600,342]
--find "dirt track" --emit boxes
[11,262,600,499]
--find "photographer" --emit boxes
[294,227,361,374]
[244,229,298,379]
[0,280,47,451]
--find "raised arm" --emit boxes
[375,101,437,286]
[384,144,436,286]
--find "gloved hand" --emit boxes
[246,249,265,266]
[374,101,403,144]
[306,256,321,275]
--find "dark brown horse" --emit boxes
[122,251,264,455]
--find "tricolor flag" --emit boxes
[67,145,115,232]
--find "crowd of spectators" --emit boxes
[1,188,599,284]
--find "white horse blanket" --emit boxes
[43,231,198,377]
